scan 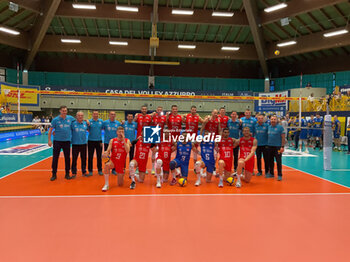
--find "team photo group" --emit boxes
[49,104,287,191]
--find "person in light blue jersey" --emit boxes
[48,105,75,181]
[267,115,285,181]
[103,111,121,175]
[71,111,89,178]
[227,111,241,170]
[103,111,121,149]
[255,114,269,176]
[122,113,138,162]
[88,110,104,176]
[240,109,257,137]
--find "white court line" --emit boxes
[282,164,350,189]
[0,156,51,180]
[1,192,350,199]
[329,169,350,172]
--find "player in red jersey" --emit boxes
[167,105,183,140]
[235,127,257,188]
[151,106,167,175]
[218,107,229,130]
[129,135,157,189]
[102,126,131,192]
[201,109,222,136]
[134,105,153,137]
[217,128,239,188]
[184,105,204,165]
[154,131,175,188]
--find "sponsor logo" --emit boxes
[0,143,50,155]
[143,125,162,144]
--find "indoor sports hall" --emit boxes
[0,1,350,262]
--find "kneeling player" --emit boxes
[218,128,238,187]
[193,130,217,186]
[102,126,131,192]
[235,127,257,188]
[155,131,175,188]
[169,132,195,185]
[129,137,156,189]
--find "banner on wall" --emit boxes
[43,85,253,97]
[0,82,40,106]
[339,85,350,94]
[254,91,289,115]
[0,113,33,123]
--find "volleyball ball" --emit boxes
[102,155,110,163]
[178,178,187,187]
[274,50,280,56]
[226,176,235,186]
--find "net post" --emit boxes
[323,114,332,171]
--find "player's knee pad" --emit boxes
[129,161,135,169]
[195,161,202,168]
[169,160,177,170]
[156,159,163,168]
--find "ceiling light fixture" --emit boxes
[212,12,234,17]
[116,6,139,12]
[264,3,287,13]
[109,41,128,46]
[172,9,194,15]
[323,29,348,37]
[221,46,240,51]
[277,40,296,47]
[0,26,20,35]
[72,4,96,10]
[61,39,81,43]
[178,44,196,49]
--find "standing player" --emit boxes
[102,126,131,192]
[48,105,75,181]
[293,116,300,150]
[201,109,221,136]
[129,136,156,189]
[167,105,183,139]
[308,115,315,147]
[240,109,257,136]
[88,110,104,176]
[255,114,269,177]
[333,115,341,151]
[193,130,217,186]
[103,111,121,175]
[154,131,175,188]
[299,117,309,153]
[235,127,258,188]
[217,128,238,188]
[151,106,167,174]
[71,112,89,178]
[122,114,137,162]
[169,132,195,185]
[227,111,241,171]
[184,105,204,165]
[218,107,229,129]
[313,113,324,150]
[134,105,153,137]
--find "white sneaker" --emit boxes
[156,181,161,188]
[102,185,109,192]
[235,181,242,188]
[195,179,201,186]
[151,169,155,175]
[231,172,237,177]
[298,149,302,153]
[201,170,207,178]
[305,149,309,154]
[218,180,223,188]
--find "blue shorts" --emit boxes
[300,130,308,140]
[334,132,340,139]
[313,130,322,138]
[203,160,215,174]
[173,158,189,178]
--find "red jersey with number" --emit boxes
[168,114,183,135]
[218,137,234,172]
[111,138,128,173]
[185,113,200,135]
[152,114,167,129]
[239,136,255,173]
[136,114,152,137]
[134,139,151,172]
[218,115,229,129]
[205,117,220,135]
[157,142,173,171]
